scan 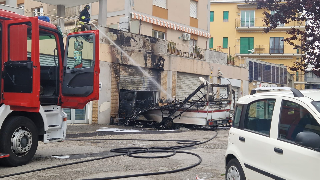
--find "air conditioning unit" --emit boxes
[182,33,191,41]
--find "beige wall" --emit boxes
[167,0,189,26]
[133,0,152,15]
[140,21,153,37]
[107,0,125,12]
[198,0,208,31]
[99,42,248,81]
[24,0,54,17]
[169,55,248,81]
[91,2,99,16]
[197,36,208,50]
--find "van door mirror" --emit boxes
[295,131,320,150]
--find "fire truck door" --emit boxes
[2,18,40,112]
[61,31,99,109]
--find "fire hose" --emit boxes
[0,131,218,179]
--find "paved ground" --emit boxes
[0,124,229,180]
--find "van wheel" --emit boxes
[0,116,38,167]
[226,159,246,180]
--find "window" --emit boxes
[32,7,43,17]
[152,30,166,40]
[223,11,229,22]
[66,34,94,69]
[279,100,320,142]
[241,10,254,27]
[270,11,284,27]
[153,0,166,9]
[39,31,58,66]
[223,37,228,49]
[209,38,213,49]
[189,39,197,54]
[210,11,214,22]
[270,37,284,54]
[18,4,24,9]
[240,37,254,54]
[233,105,243,128]
[244,99,276,135]
[190,0,198,18]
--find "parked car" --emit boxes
[225,87,320,180]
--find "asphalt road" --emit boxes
[0,124,229,180]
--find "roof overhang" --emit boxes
[33,0,98,7]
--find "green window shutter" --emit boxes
[209,38,213,49]
[240,37,254,54]
[223,37,228,49]
[240,37,248,54]
[223,11,229,21]
[249,37,254,51]
[210,11,214,22]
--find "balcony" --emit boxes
[305,71,320,84]
[235,44,302,59]
[235,17,305,32]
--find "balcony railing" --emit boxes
[305,72,320,83]
[235,17,305,30]
[237,44,299,55]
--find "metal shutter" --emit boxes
[284,68,288,85]
[280,68,284,84]
[254,62,258,81]
[153,0,166,9]
[272,66,276,83]
[119,65,161,91]
[249,61,253,81]
[176,72,206,100]
[263,65,271,83]
[276,67,280,84]
[190,1,197,18]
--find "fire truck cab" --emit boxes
[0,10,100,166]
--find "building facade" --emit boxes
[210,0,305,90]
[2,0,251,124]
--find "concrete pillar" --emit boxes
[57,5,65,34]
[167,56,173,100]
[125,0,132,17]
[98,61,112,124]
[6,0,17,7]
[98,0,107,27]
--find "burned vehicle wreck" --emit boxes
[118,77,233,129]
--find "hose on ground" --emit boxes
[0,131,218,180]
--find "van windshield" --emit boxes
[312,101,320,112]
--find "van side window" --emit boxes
[244,99,276,135]
[279,100,320,141]
[233,105,242,128]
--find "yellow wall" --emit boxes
[210,2,304,88]
[210,3,300,55]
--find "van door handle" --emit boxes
[274,147,283,154]
[239,136,245,142]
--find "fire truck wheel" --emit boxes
[0,116,38,167]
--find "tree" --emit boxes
[257,0,320,71]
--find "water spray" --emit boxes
[90,23,172,99]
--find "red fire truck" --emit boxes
[0,10,100,166]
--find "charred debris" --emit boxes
[117,80,234,130]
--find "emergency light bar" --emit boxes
[251,87,304,97]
